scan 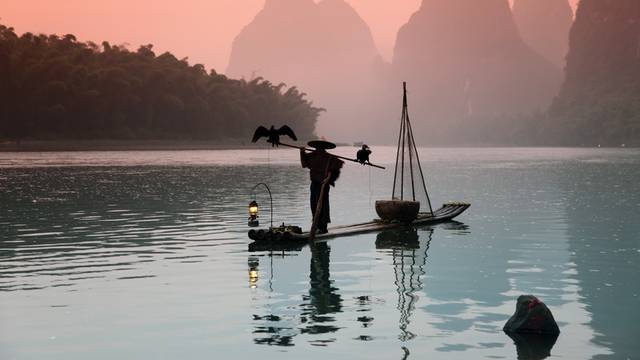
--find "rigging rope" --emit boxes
[390,82,433,211]
[368,165,372,206]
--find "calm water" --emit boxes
[0,148,638,360]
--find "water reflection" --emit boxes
[376,227,432,357]
[301,242,343,345]
[506,333,559,360]
[0,165,307,291]
[248,257,260,289]
[249,249,301,347]
[559,161,640,359]
[2,149,638,360]
[438,221,470,234]
[251,242,343,347]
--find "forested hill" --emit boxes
[0,24,321,142]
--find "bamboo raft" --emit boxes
[248,83,471,251]
[247,202,469,246]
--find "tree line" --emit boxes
[0,24,322,142]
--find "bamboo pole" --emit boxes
[392,105,405,198]
[277,142,385,170]
[308,170,332,242]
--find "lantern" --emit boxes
[248,183,273,228]
[248,200,259,227]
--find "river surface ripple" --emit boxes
[0,148,638,359]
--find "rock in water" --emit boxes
[503,295,560,335]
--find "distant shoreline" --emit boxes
[0,140,268,152]
[0,140,634,152]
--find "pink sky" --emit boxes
[0,0,579,73]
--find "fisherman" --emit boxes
[300,140,344,234]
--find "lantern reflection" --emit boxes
[248,257,259,288]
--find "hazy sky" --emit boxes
[1,0,579,73]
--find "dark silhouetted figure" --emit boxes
[252,125,297,147]
[356,144,371,165]
[300,140,343,234]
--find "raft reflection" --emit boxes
[376,227,433,345]
[249,227,436,353]
[251,242,343,347]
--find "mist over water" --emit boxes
[0,0,581,72]
[226,0,573,144]
[1,148,638,359]
[4,0,632,147]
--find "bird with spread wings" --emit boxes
[252,125,298,147]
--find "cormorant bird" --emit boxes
[356,144,372,164]
[252,125,298,147]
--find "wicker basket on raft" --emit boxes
[376,82,433,224]
[375,200,421,223]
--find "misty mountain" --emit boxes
[513,0,573,68]
[391,0,563,144]
[226,0,383,141]
[547,0,640,146]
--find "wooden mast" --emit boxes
[390,82,434,215]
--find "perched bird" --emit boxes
[252,125,298,147]
[356,144,372,164]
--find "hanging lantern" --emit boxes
[248,200,259,227]
[248,183,274,229]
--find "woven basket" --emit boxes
[375,200,420,223]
